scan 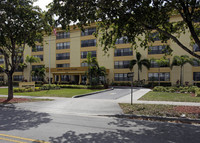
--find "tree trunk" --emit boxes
[180,66,183,86]
[138,68,140,81]
[7,73,14,100]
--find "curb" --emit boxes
[103,114,200,124]
[72,87,114,98]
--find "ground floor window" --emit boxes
[32,76,43,81]
[114,73,131,81]
[0,76,3,81]
[61,75,71,81]
[81,75,87,84]
[148,72,170,81]
[193,72,200,81]
[13,75,23,81]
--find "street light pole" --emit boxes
[49,35,51,85]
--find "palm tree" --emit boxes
[82,52,98,85]
[25,55,41,82]
[171,55,193,86]
[82,52,106,85]
[152,58,169,86]
[129,52,150,81]
[31,66,46,82]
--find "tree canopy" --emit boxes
[0,0,51,100]
[49,0,200,57]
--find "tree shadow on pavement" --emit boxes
[0,104,52,131]
[48,118,200,143]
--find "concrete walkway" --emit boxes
[116,88,200,106]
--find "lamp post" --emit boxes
[128,72,134,105]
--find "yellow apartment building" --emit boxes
[0,15,199,86]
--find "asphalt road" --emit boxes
[0,88,200,143]
[81,87,137,100]
[0,105,200,143]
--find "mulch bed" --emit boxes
[174,106,200,114]
[0,98,32,104]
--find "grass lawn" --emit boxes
[0,88,101,98]
[139,91,200,102]
[119,103,200,119]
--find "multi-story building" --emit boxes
[0,15,199,86]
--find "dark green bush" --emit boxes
[87,85,104,89]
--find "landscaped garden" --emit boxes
[139,86,200,102]
[119,103,200,119]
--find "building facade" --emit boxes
[0,15,199,86]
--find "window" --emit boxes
[32,65,44,70]
[193,60,200,67]
[81,51,96,59]
[56,32,70,39]
[193,43,200,52]
[0,58,4,64]
[148,72,170,81]
[81,28,96,36]
[81,39,96,47]
[32,76,43,81]
[32,45,43,52]
[148,45,167,54]
[13,75,23,81]
[56,42,70,50]
[150,59,170,68]
[81,63,88,67]
[114,48,133,56]
[114,73,132,81]
[61,75,70,81]
[0,76,3,81]
[149,32,160,41]
[115,36,129,44]
[194,72,200,81]
[33,55,43,61]
[56,63,70,68]
[56,53,70,60]
[114,61,130,69]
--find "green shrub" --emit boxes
[195,91,200,97]
[153,86,165,92]
[59,84,87,89]
[14,88,20,93]
[87,85,104,89]
[188,86,198,93]
[112,82,119,86]
[35,84,43,87]
[41,84,60,90]
[35,87,41,91]
[168,88,176,93]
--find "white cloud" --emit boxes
[33,0,53,11]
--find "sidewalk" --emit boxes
[116,88,200,106]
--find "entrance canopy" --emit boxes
[46,67,109,84]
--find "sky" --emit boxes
[33,0,53,11]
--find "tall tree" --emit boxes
[0,0,50,100]
[129,52,150,81]
[171,55,193,86]
[31,66,46,82]
[25,55,41,82]
[49,0,200,57]
[82,52,106,85]
[151,58,169,86]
